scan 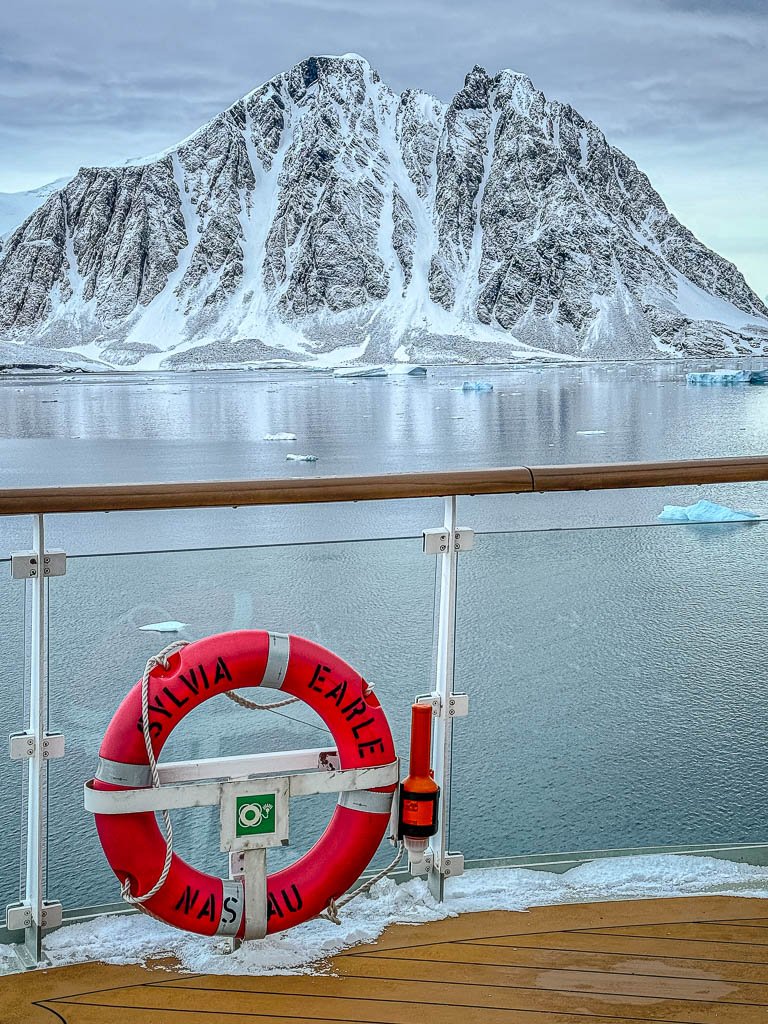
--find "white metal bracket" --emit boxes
[422,528,474,555]
[5,903,32,931]
[429,850,465,879]
[416,692,469,720]
[9,731,65,761]
[10,550,67,580]
[6,900,62,931]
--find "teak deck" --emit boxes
[4,896,768,1023]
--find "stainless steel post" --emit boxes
[24,514,47,963]
[427,496,458,901]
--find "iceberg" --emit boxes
[658,499,760,523]
[389,365,427,377]
[686,370,750,385]
[462,381,493,392]
[286,454,318,462]
[263,432,297,441]
[333,366,387,378]
[139,621,188,633]
[749,370,768,385]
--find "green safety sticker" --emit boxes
[235,794,276,837]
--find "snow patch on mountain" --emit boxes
[0,178,71,239]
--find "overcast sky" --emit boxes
[2,0,766,295]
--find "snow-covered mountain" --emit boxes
[1,54,766,368]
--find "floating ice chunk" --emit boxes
[576,430,606,435]
[139,621,188,633]
[658,499,760,523]
[263,432,297,441]
[462,381,493,392]
[286,454,318,462]
[333,366,387,378]
[749,370,768,385]
[686,370,750,385]
[389,365,427,377]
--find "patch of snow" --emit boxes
[15,855,768,977]
[673,272,768,332]
[0,177,71,238]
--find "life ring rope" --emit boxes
[121,639,189,906]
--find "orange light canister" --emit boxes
[398,703,439,842]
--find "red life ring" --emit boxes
[93,630,396,937]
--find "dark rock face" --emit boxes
[1,53,766,365]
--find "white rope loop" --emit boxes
[322,841,405,925]
[120,640,189,906]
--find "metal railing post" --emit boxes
[430,496,458,900]
[24,513,46,963]
[421,496,472,901]
[6,515,65,965]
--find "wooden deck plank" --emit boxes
[350,896,768,954]
[162,955,768,1004]
[588,923,768,944]
[333,953,768,1004]
[4,897,768,1024]
[54,977,768,1024]
[34,1004,707,1024]
[470,931,768,963]
[364,940,768,983]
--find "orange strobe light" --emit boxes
[398,703,439,857]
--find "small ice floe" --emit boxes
[333,366,387,378]
[686,370,750,385]
[576,430,606,436]
[389,365,427,377]
[462,381,493,392]
[286,454,318,462]
[139,621,188,633]
[658,499,760,523]
[263,432,297,441]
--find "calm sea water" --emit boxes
[2,360,768,911]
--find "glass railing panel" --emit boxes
[47,537,436,911]
[451,521,768,862]
[0,561,28,914]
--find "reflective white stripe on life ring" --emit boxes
[260,632,290,689]
[215,877,245,936]
[95,757,152,788]
[338,790,393,815]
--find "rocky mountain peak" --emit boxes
[0,54,766,368]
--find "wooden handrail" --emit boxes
[0,456,766,516]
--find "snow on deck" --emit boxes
[5,854,766,977]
